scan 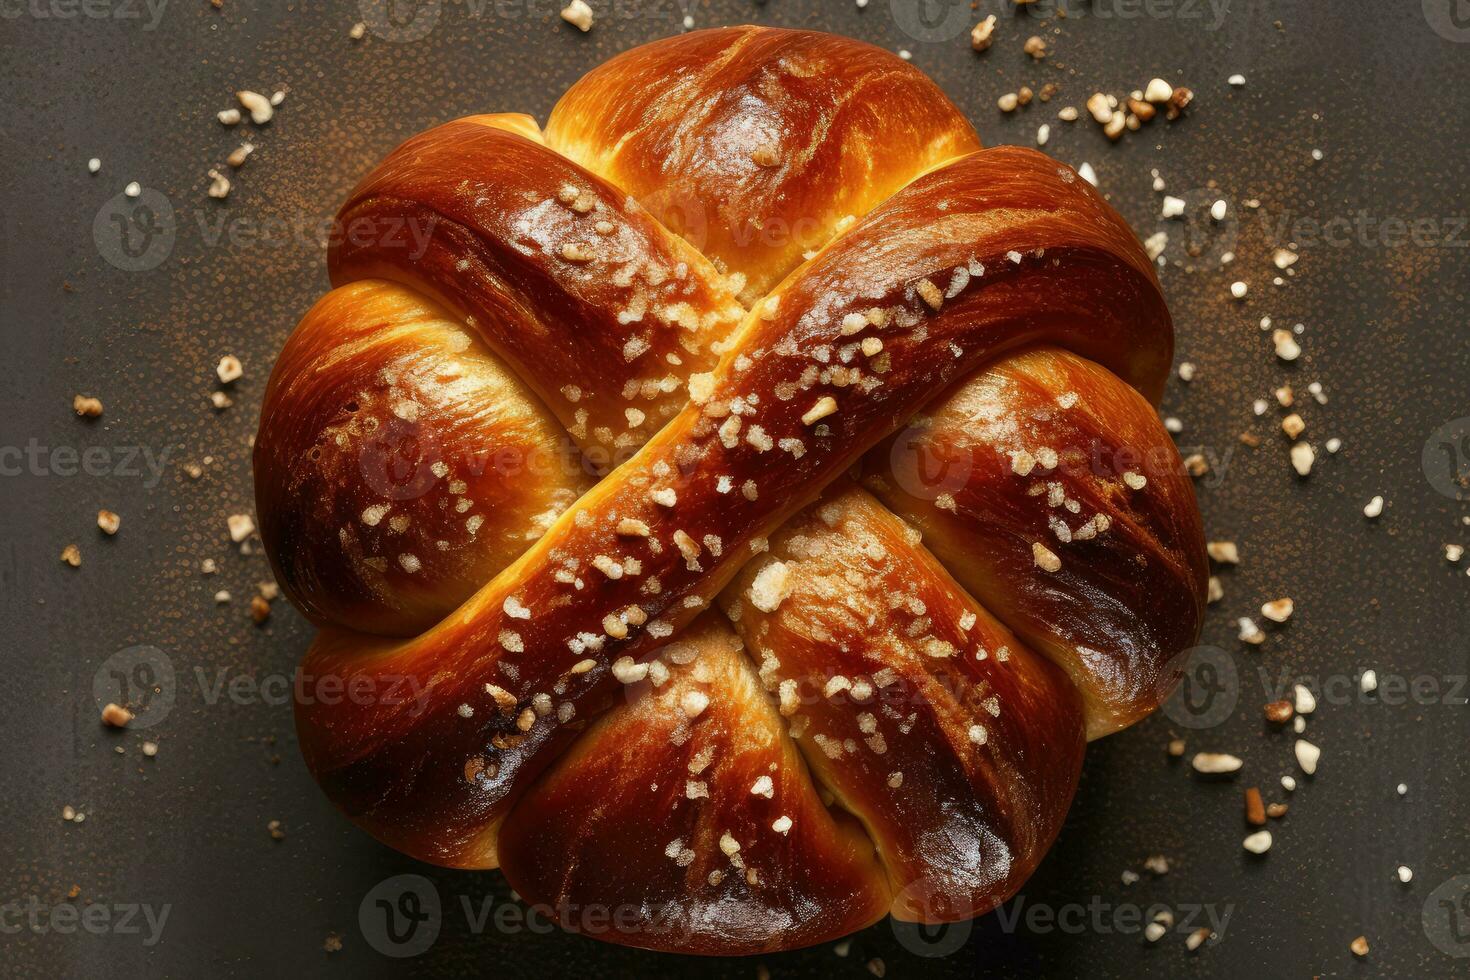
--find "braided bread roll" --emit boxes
[255,27,1205,955]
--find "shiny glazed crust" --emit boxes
[253,26,1206,955]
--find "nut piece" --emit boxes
[1294,738,1321,775]
[1293,683,1317,714]
[1242,830,1272,854]
[1237,617,1265,645]
[1032,542,1061,573]
[970,15,996,51]
[1191,752,1242,774]
[235,90,274,125]
[1260,598,1294,623]
[1206,541,1239,564]
[1244,787,1266,825]
[73,394,104,417]
[560,0,593,32]
[226,142,255,168]
[1263,699,1294,723]
[1144,77,1174,103]
[250,595,272,624]
[801,396,837,426]
[97,510,121,535]
[1350,936,1369,957]
[216,355,243,384]
[1166,86,1194,119]
[101,703,134,727]
[1023,35,1047,59]
[60,544,82,567]
[1086,92,1113,125]
[1290,441,1315,476]
[1273,329,1302,361]
[227,513,256,543]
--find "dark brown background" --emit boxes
[3,1,1468,977]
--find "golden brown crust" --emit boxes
[720,485,1084,922]
[866,347,1207,737]
[328,114,747,467]
[290,141,1174,875]
[497,614,890,954]
[546,27,982,303]
[255,281,590,635]
[255,25,1205,956]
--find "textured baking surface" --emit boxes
[2,1,1467,977]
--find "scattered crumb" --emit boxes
[73,394,104,417]
[560,0,593,32]
[970,15,996,51]
[101,703,133,728]
[216,355,243,384]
